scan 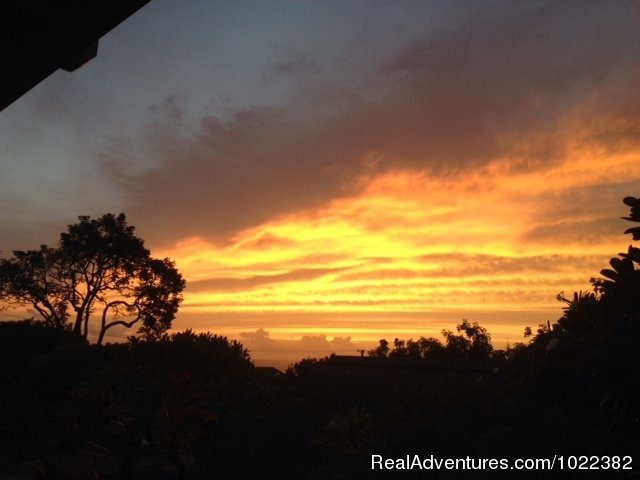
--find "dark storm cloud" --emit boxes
[373,1,640,168]
[102,97,368,245]
[101,1,640,247]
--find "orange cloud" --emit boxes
[155,145,639,346]
[127,2,640,355]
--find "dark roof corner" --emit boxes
[1,1,152,112]
[61,40,99,72]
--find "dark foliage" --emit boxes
[1,196,639,479]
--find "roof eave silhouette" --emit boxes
[1,1,151,112]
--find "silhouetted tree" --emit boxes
[369,320,493,361]
[0,213,185,344]
[367,338,390,357]
[0,246,69,329]
[415,336,446,358]
[441,319,493,358]
[387,336,445,359]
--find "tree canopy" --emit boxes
[0,213,185,344]
[367,319,493,360]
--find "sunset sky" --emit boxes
[1,1,640,367]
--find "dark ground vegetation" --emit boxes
[1,196,639,479]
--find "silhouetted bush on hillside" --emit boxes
[0,319,81,386]
[520,195,640,456]
[0,325,263,479]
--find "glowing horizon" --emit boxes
[2,1,639,366]
[153,151,639,352]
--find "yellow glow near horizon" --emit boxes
[155,148,638,336]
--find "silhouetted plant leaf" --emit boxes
[599,268,619,281]
[623,226,640,240]
[619,245,640,263]
[609,257,634,276]
[622,196,640,209]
